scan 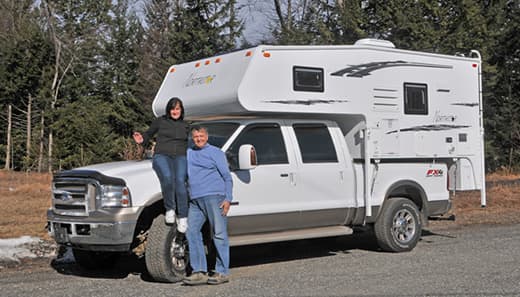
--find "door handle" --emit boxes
[280,173,289,177]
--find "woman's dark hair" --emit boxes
[165,97,184,120]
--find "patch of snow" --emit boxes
[0,236,40,264]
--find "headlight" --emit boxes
[99,185,132,208]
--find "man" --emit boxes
[183,126,233,285]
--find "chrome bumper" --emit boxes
[47,208,139,252]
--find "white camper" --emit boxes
[154,39,485,197]
[47,39,485,282]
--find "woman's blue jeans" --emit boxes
[186,195,230,275]
[152,154,188,218]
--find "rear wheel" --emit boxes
[72,249,119,270]
[145,214,188,283]
[374,198,422,252]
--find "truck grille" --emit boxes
[52,178,98,216]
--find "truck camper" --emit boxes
[47,39,485,282]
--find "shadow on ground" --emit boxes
[49,227,450,282]
[50,252,153,281]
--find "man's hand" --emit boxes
[220,200,231,216]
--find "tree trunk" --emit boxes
[48,130,53,173]
[5,105,12,170]
[38,112,44,173]
[27,94,32,160]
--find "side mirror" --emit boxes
[238,144,257,170]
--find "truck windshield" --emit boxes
[194,122,240,148]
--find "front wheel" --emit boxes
[374,198,422,252]
[145,214,188,283]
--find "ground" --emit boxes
[1,170,520,270]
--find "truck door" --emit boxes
[287,121,355,227]
[226,122,300,234]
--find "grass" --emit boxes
[1,170,519,239]
[443,183,520,226]
[0,171,52,239]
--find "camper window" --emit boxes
[404,83,428,115]
[293,66,324,92]
[293,124,338,163]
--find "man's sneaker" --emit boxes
[207,273,229,285]
[183,272,208,286]
[165,210,176,224]
[177,217,188,233]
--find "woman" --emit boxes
[133,97,189,233]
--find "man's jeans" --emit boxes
[186,195,230,275]
[152,154,188,218]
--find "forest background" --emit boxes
[1,0,519,173]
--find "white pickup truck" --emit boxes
[47,40,485,282]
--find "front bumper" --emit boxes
[47,207,140,252]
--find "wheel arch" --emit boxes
[378,179,429,224]
[130,194,164,253]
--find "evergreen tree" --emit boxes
[138,0,177,107]
[140,0,242,107]
[171,0,241,60]
[271,0,338,45]
[41,0,116,169]
[331,0,366,44]
[100,0,148,138]
[485,0,520,171]
[0,0,53,169]
[52,97,117,168]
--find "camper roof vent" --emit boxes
[354,38,395,48]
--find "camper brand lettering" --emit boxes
[426,169,444,177]
[184,73,216,87]
[434,110,457,123]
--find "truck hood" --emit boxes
[66,160,160,206]
[77,160,153,180]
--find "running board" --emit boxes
[229,225,353,247]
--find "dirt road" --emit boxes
[2,223,519,297]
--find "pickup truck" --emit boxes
[48,117,449,282]
[48,41,485,282]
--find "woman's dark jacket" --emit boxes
[141,117,189,157]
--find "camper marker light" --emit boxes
[195,62,201,67]
[205,60,211,65]
[245,51,252,57]
[472,63,478,68]
[169,68,175,73]
[263,52,271,58]
[215,58,221,63]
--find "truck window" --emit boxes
[195,122,240,148]
[227,124,288,166]
[404,83,428,115]
[293,66,324,92]
[293,124,338,163]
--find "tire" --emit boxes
[72,249,119,270]
[145,214,188,283]
[374,198,422,252]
